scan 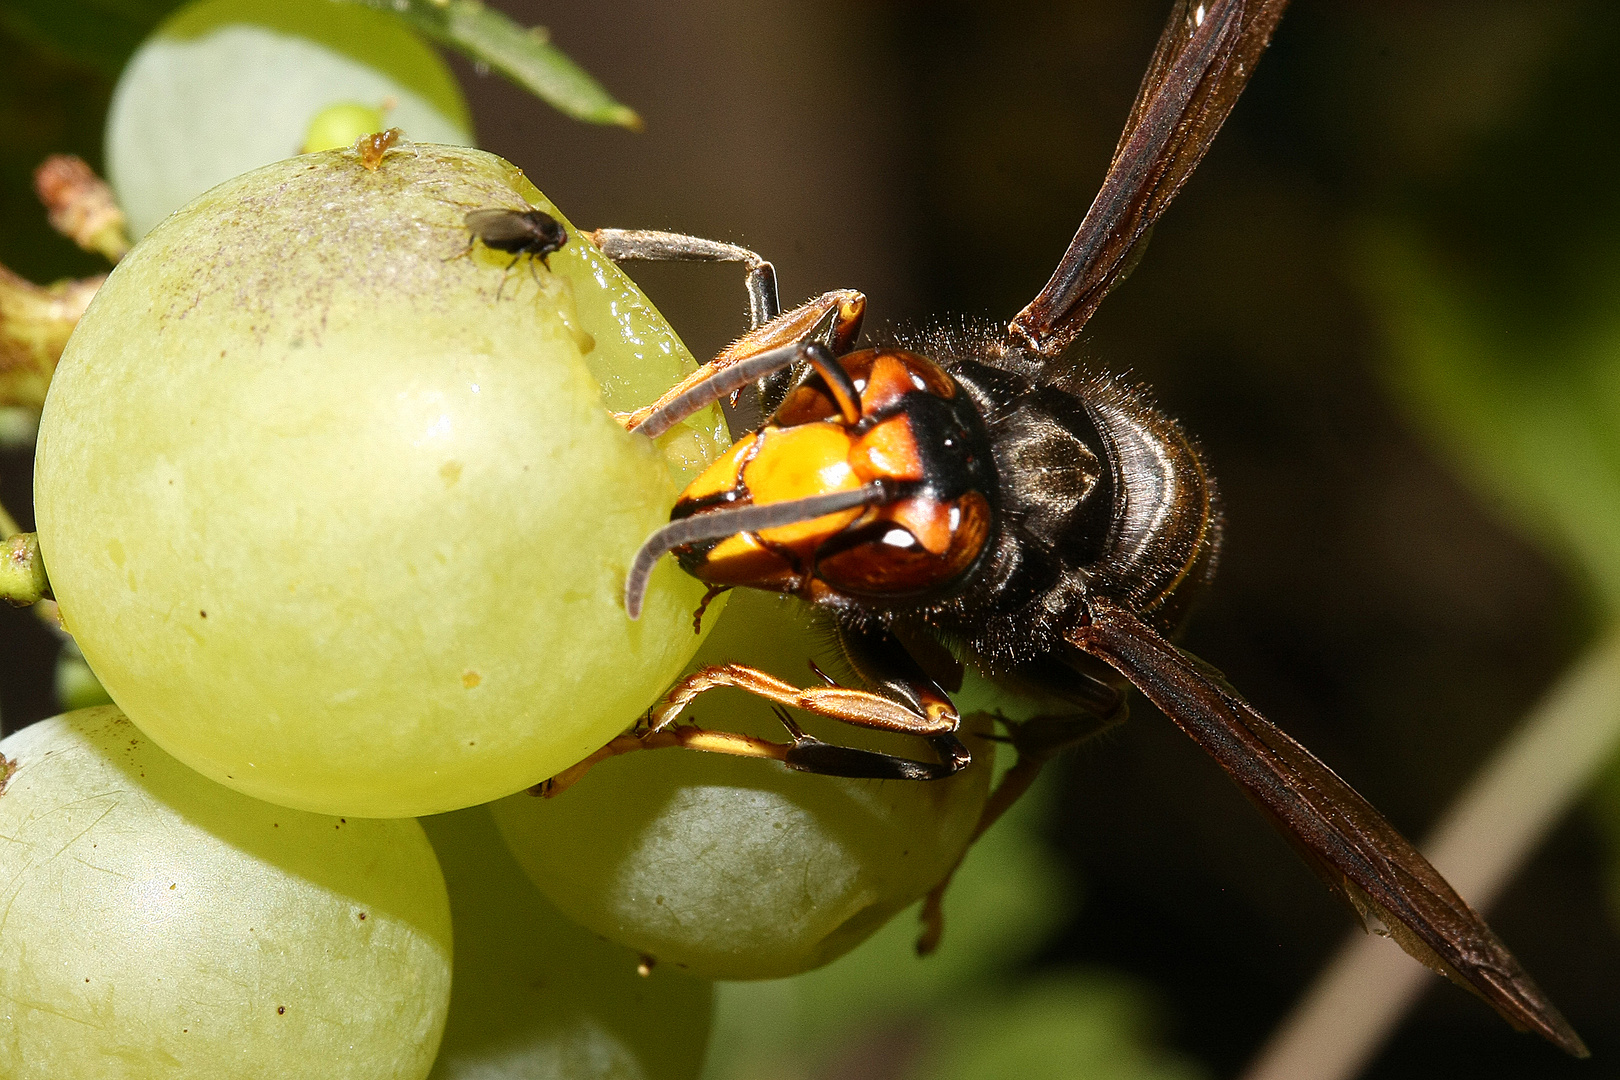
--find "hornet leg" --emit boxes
[538,623,974,795]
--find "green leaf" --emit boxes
[2,0,638,130]
[332,0,642,129]
[1360,226,1620,616]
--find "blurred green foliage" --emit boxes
[1365,231,1620,616]
[702,772,1202,1080]
[1363,204,1620,963]
[0,28,112,283]
[0,0,176,77]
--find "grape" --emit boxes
[422,807,714,1080]
[107,0,473,239]
[0,707,452,1079]
[34,144,727,817]
[302,102,391,154]
[490,590,995,981]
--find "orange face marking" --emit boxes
[884,497,952,555]
[850,415,924,484]
[690,532,798,588]
[816,490,992,597]
[681,435,755,503]
[741,424,862,548]
[669,344,987,601]
[774,383,841,428]
[858,352,921,414]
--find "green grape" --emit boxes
[0,706,452,1079]
[34,144,726,817]
[108,0,473,239]
[490,590,995,981]
[422,807,714,1080]
[54,638,115,711]
[302,102,391,154]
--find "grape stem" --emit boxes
[0,261,102,412]
[0,530,50,607]
[34,155,130,263]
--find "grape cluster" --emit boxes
[4,139,996,1075]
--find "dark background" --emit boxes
[3,2,1618,1077]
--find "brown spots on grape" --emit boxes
[439,461,463,486]
[0,752,15,796]
[636,954,656,977]
[356,911,367,921]
[277,1005,286,1015]
[198,610,207,619]
[462,670,481,689]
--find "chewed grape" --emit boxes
[34,143,726,817]
[0,707,452,1079]
[490,590,995,981]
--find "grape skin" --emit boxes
[0,707,452,1079]
[34,144,725,818]
[423,807,714,1080]
[491,590,995,981]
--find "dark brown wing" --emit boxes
[1068,596,1588,1057]
[1008,0,1290,357]
[465,208,540,247]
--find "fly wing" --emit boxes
[1068,596,1588,1057]
[1009,0,1290,357]
[464,208,537,247]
